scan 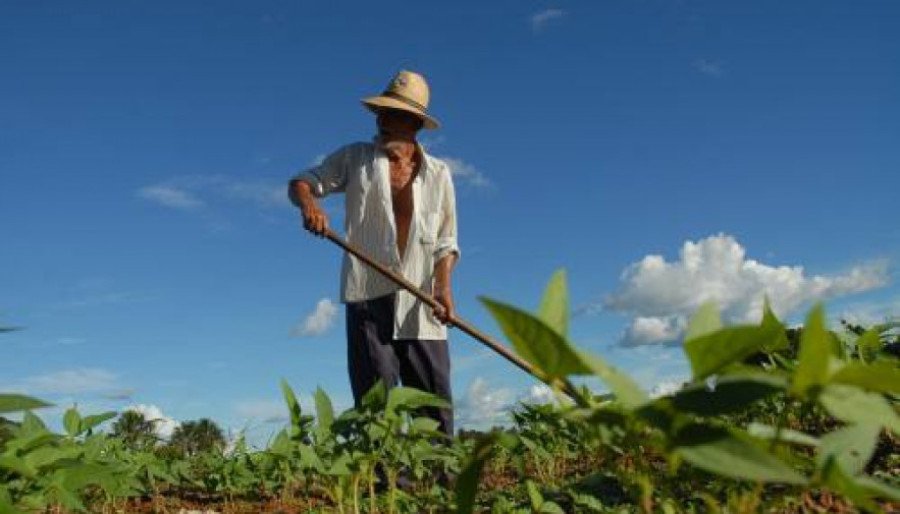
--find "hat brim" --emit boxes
[361,96,440,130]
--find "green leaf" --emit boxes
[819,384,900,434]
[296,444,323,472]
[47,478,85,513]
[324,452,350,476]
[578,352,648,409]
[673,424,807,484]
[19,411,48,434]
[666,374,786,416]
[455,434,508,514]
[0,486,23,514]
[79,412,116,434]
[56,463,110,490]
[817,423,881,476]
[63,407,81,437]
[410,416,441,434]
[831,361,900,394]
[684,301,722,342]
[0,394,52,414]
[360,379,387,409]
[385,387,449,417]
[855,328,882,364]
[760,299,790,352]
[746,423,820,447]
[684,324,784,380]
[0,455,38,478]
[24,446,84,471]
[314,387,334,433]
[792,305,831,396]
[854,474,900,501]
[526,480,544,510]
[280,378,306,439]
[481,297,590,380]
[538,269,569,338]
[267,429,291,457]
[822,459,893,512]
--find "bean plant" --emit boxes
[1,271,898,513]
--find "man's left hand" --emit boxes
[433,286,455,325]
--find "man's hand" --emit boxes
[301,200,329,236]
[433,284,455,325]
[292,181,329,236]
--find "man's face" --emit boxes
[376,108,423,142]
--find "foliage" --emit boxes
[0,272,898,512]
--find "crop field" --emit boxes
[2,271,899,513]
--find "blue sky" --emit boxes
[2,1,899,444]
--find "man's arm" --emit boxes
[290,180,329,236]
[288,144,353,236]
[433,252,458,324]
[432,166,461,325]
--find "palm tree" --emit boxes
[168,418,225,457]
[111,410,157,450]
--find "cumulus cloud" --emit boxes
[455,378,515,430]
[441,157,491,188]
[455,378,559,430]
[649,379,687,399]
[836,298,900,330]
[603,234,889,346]
[2,368,120,395]
[137,185,204,210]
[623,316,686,347]
[138,175,288,211]
[531,8,566,32]
[520,383,557,405]
[291,298,339,337]
[123,404,180,440]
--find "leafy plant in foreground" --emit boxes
[457,269,900,513]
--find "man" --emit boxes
[288,70,459,438]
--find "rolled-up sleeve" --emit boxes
[288,144,354,200]
[434,168,460,261]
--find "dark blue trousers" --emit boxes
[346,293,454,437]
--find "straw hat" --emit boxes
[361,70,440,129]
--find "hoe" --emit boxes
[322,228,581,401]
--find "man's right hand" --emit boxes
[293,181,329,236]
[301,200,329,236]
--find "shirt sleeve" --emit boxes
[434,165,461,262]
[288,144,355,200]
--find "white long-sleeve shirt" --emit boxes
[290,138,460,340]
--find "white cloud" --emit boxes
[123,404,180,440]
[138,175,289,212]
[455,379,560,430]
[291,298,339,337]
[531,8,566,32]
[2,368,120,395]
[219,181,286,208]
[137,185,204,210]
[604,234,890,346]
[455,378,515,430]
[441,157,491,188]
[836,298,900,327]
[694,59,724,77]
[622,316,686,346]
[234,399,288,424]
[520,383,556,405]
[649,379,686,399]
